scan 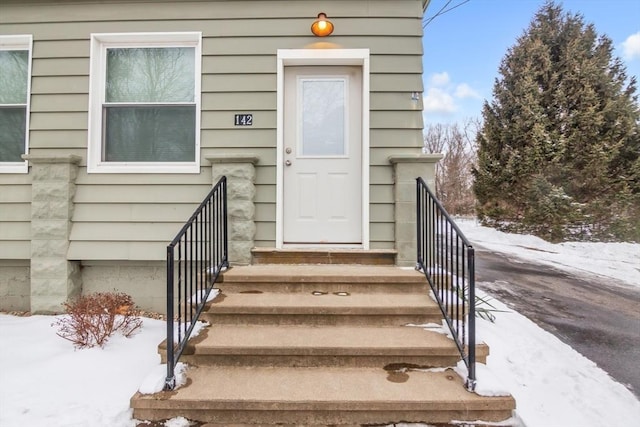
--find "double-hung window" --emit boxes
[88,32,201,173]
[0,35,32,174]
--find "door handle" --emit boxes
[285,160,292,166]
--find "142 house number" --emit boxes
[234,114,253,126]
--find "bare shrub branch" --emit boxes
[52,292,143,349]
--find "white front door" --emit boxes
[283,66,362,245]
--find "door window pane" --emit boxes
[104,106,196,162]
[301,79,345,156]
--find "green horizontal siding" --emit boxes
[30,112,87,131]
[74,168,213,185]
[72,204,202,222]
[1,1,422,23]
[67,241,170,260]
[0,176,31,259]
[0,242,30,259]
[0,0,425,258]
[202,129,276,148]
[31,76,89,94]
[32,58,89,76]
[31,94,88,112]
[74,184,213,203]
[370,203,395,223]
[29,130,87,148]
[0,203,30,221]
[0,17,422,39]
[371,92,423,111]
[69,222,184,241]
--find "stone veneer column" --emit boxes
[207,154,259,266]
[22,154,82,314]
[389,154,443,267]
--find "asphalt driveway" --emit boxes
[473,246,640,399]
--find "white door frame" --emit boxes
[276,49,370,249]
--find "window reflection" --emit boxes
[104,106,195,162]
[103,47,196,162]
[106,48,195,102]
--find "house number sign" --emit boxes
[234,114,253,126]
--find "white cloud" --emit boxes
[429,72,450,87]
[454,83,481,99]
[621,32,640,61]
[423,87,456,113]
[423,73,483,120]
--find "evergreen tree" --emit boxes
[473,1,640,241]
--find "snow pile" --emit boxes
[173,319,210,343]
[454,360,511,397]
[163,416,193,427]
[456,218,640,289]
[138,362,187,394]
[0,314,165,427]
[189,287,220,304]
[476,296,640,426]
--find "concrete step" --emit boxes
[134,260,515,425]
[160,324,489,368]
[220,264,429,294]
[131,366,516,425]
[251,248,397,265]
[201,291,442,326]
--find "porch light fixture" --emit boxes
[311,13,334,37]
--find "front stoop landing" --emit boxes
[131,251,515,425]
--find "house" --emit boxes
[0,0,440,314]
[1,2,520,423]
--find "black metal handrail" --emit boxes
[416,177,476,391]
[164,176,228,390]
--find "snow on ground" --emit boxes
[0,314,165,427]
[455,217,640,289]
[0,222,639,426]
[475,294,640,426]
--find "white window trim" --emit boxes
[0,35,32,174]
[88,32,202,174]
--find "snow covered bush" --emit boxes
[53,292,143,348]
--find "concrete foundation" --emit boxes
[0,260,30,312]
[81,261,166,314]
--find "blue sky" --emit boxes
[421,0,640,125]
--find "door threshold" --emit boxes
[252,247,397,265]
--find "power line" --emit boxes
[423,0,471,29]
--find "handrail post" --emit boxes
[222,177,229,267]
[467,246,476,391]
[416,178,422,270]
[165,245,176,390]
